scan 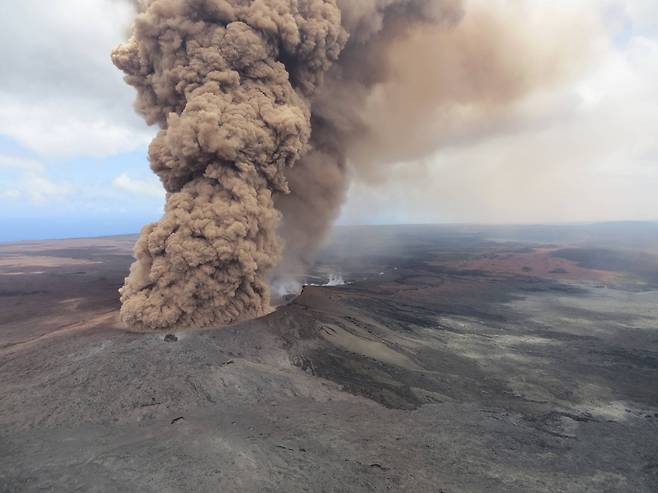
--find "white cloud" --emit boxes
[113,173,165,198]
[0,155,46,174]
[25,175,73,204]
[0,99,153,158]
[623,0,658,32]
[0,189,21,200]
[0,154,72,204]
[0,0,154,158]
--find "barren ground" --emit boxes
[1,224,657,492]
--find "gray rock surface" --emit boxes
[1,225,657,492]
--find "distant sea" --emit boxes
[0,216,149,243]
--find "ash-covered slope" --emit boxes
[1,226,658,492]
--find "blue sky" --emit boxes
[0,133,164,242]
[1,0,657,242]
[0,134,162,241]
[0,1,163,241]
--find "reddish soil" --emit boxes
[433,247,619,283]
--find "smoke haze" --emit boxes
[114,0,591,330]
[273,0,591,282]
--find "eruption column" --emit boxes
[114,0,581,329]
[112,0,346,329]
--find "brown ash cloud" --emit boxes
[113,0,345,329]
[114,0,585,329]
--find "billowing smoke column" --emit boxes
[114,0,583,329]
[273,0,465,279]
[113,0,346,329]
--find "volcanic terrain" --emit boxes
[1,224,657,492]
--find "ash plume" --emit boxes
[114,0,586,330]
[113,0,346,329]
[274,0,589,278]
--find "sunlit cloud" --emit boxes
[113,173,165,199]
